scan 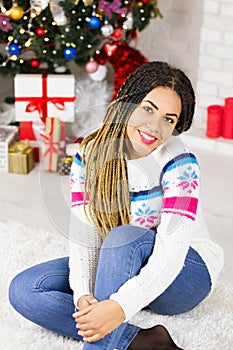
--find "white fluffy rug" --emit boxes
[1,219,233,350]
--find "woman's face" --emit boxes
[126,86,182,159]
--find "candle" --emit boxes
[222,97,233,139]
[206,105,223,138]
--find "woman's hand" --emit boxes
[72,299,125,343]
[77,295,98,310]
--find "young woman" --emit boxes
[9,61,224,350]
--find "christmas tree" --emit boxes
[0,0,162,75]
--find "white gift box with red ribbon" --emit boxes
[14,74,76,123]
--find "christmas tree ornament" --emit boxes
[30,58,40,68]
[150,0,163,18]
[123,12,133,30]
[98,0,127,19]
[85,59,98,73]
[89,64,107,81]
[30,0,50,11]
[9,4,24,21]
[83,0,94,6]
[101,22,114,37]
[112,27,124,40]
[35,27,46,37]
[87,15,102,29]
[63,46,77,60]
[103,42,117,56]
[8,43,21,56]
[0,13,13,32]
[30,0,50,16]
[50,0,67,26]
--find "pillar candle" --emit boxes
[206,105,223,138]
[222,97,233,139]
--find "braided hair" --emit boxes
[81,61,195,238]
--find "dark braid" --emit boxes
[81,61,196,238]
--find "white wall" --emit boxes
[137,0,233,132]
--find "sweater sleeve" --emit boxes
[110,152,200,321]
[69,152,102,307]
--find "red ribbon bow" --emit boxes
[15,75,76,123]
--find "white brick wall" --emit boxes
[137,0,233,132]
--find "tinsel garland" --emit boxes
[71,74,113,138]
[95,42,148,99]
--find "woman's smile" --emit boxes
[138,129,158,145]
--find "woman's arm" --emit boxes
[110,152,200,321]
[69,152,102,307]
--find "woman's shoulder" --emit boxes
[160,135,198,162]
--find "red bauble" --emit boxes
[35,27,46,37]
[85,59,98,73]
[112,28,124,40]
[141,0,150,3]
[30,58,40,68]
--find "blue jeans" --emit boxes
[9,226,211,350]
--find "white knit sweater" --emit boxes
[69,136,224,321]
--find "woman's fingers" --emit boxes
[83,333,102,342]
[76,322,90,331]
[77,329,102,342]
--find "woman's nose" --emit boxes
[145,114,161,132]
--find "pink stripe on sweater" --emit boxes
[163,196,198,215]
[72,192,89,203]
[162,210,195,221]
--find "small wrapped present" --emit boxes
[19,121,44,162]
[14,74,76,123]
[0,125,19,171]
[42,117,61,172]
[58,156,74,175]
[8,140,34,174]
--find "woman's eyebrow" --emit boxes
[143,100,178,118]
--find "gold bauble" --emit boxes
[82,0,94,6]
[9,4,24,21]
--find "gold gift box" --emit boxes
[8,140,34,174]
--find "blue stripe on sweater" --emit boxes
[74,153,83,167]
[160,153,198,182]
[130,186,162,202]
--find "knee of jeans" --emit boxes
[102,225,150,248]
[9,269,34,311]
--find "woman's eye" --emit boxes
[163,116,174,124]
[143,106,153,114]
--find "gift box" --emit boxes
[58,156,74,175]
[42,117,61,172]
[0,125,19,171]
[8,139,34,174]
[14,74,76,123]
[19,121,44,162]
